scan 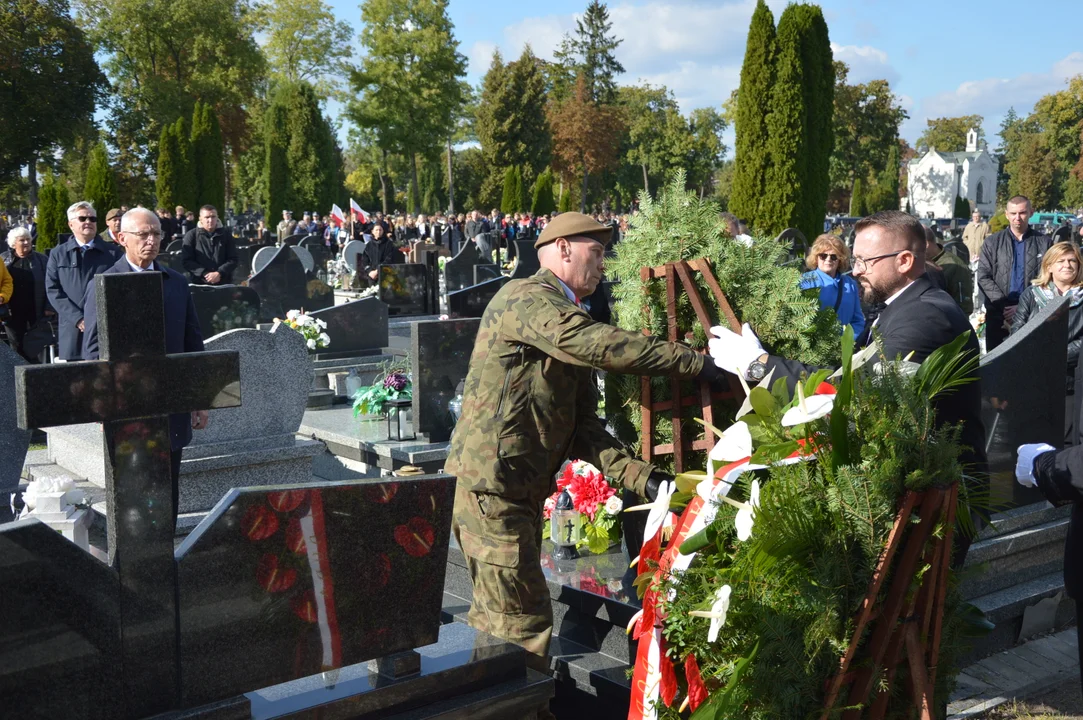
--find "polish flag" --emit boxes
[349,198,368,223]
[329,204,346,227]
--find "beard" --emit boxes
[858,275,903,306]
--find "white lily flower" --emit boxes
[829,338,880,379]
[306,338,317,350]
[315,318,328,330]
[642,480,674,543]
[286,309,300,321]
[780,382,834,427]
[734,479,760,541]
[318,332,330,345]
[689,584,732,643]
[706,421,752,480]
[734,368,775,419]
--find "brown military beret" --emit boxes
[534,211,612,249]
[105,208,121,221]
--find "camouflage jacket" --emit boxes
[446,268,705,503]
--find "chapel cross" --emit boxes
[564,518,575,544]
[14,272,241,717]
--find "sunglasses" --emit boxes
[76,215,97,223]
[818,253,839,261]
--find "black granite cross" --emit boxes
[14,272,241,717]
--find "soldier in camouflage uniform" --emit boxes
[446,212,723,692]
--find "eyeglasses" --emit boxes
[125,230,162,242]
[852,250,905,273]
[818,253,839,261]
[75,215,97,223]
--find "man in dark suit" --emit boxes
[82,207,208,529]
[181,205,238,285]
[45,201,122,360]
[710,210,986,474]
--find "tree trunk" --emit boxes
[379,148,390,215]
[642,162,649,198]
[27,155,38,207]
[446,135,456,214]
[410,152,421,215]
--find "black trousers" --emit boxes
[985,305,1011,351]
[170,448,182,533]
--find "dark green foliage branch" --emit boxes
[263,93,291,221]
[83,141,119,234]
[849,175,866,217]
[173,117,198,211]
[36,171,69,251]
[954,194,972,219]
[531,167,556,215]
[156,124,181,209]
[656,332,985,719]
[501,166,522,213]
[729,0,776,230]
[191,101,226,211]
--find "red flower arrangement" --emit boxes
[544,460,623,553]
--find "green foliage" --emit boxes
[656,332,984,719]
[36,171,69,250]
[500,167,519,213]
[173,117,198,211]
[864,141,901,214]
[0,0,106,184]
[83,141,118,234]
[191,101,226,211]
[531,167,557,215]
[552,0,625,104]
[989,209,1008,232]
[830,61,907,200]
[558,185,573,212]
[253,0,355,99]
[605,172,840,461]
[156,124,180,208]
[730,0,776,230]
[849,175,866,217]
[917,115,983,153]
[953,194,971,219]
[263,96,291,221]
[475,46,551,184]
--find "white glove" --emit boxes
[1015,443,1056,487]
[708,323,765,377]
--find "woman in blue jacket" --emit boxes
[800,233,865,338]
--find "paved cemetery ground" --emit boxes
[979,679,1083,718]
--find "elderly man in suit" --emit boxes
[45,201,122,361]
[82,207,207,529]
[710,210,986,476]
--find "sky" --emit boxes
[324,0,1083,150]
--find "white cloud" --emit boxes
[830,43,898,85]
[467,40,499,73]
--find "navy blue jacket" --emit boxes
[82,256,205,450]
[45,236,122,360]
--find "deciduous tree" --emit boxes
[916,115,984,152]
[548,75,625,213]
[255,0,354,99]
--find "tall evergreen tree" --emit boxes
[191,101,226,211]
[849,175,866,217]
[156,123,180,208]
[263,91,292,221]
[795,4,833,239]
[554,0,624,104]
[282,81,336,213]
[866,142,900,213]
[84,140,119,233]
[531,168,556,215]
[730,0,776,231]
[37,171,70,250]
[173,116,198,210]
[501,166,521,213]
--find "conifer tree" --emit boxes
[156,123,180,208]
[531,168,556,215]
[558,187,572,212]
[191,101,226,211]
[501,166,521,213]
[953,195,971,219]
[37,171,69,250]
[263,92,291,221]
[849,175,866,217]
[795,4,833,239]
[84,140,119,233]
[730,0,776,231]
[866,142,900,213]
[173,116,198,210]
[554,0,624,104]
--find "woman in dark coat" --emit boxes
[1011,241,1083,443]
[2,227,54,361]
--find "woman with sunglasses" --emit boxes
[800,233,865,338]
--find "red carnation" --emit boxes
[257,554,297,593]
[568,473,615,521]
[241,505,280,541]
[394,517,435,557]
[268,490,307,513]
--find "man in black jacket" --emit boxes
[181,205,238,285]
[710,210,986,475]
[361,223,404,283]
[976,195,1052,350]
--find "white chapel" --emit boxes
[906,128,998,219]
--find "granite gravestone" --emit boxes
[342,240,365,273]
[443,241,482,293]
[307,297,389,359]
[234,244,256,282]
[0,342,31,491]
[411,319,481,442]
[12,271,241,718]
[448,277,509,318]
[300,237,332,274]
[155,250,184,274]
[247,245,333,322]
[282,233,307,246]
[190,284,261,338]
[252,245,278,275]
[290,244,315,273]
[165,239,183,253]
[775,227,809,260]
[980,294,1069,506]
[510,239,540,279]
[378,264,430,316]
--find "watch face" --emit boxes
[748,362,766,380]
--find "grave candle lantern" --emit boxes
[385,397,415,442]
[550,488,580,560]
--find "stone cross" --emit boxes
[14,272,241,716]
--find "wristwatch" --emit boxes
[746,353,769,382]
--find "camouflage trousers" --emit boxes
[452,481,553,672]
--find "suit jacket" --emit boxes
[767,275,986,471]
[45,237,122,360]
[181,227,239,284]
[82,256,205,450]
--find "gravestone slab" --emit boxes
[981,294,1069,507]
[300,237,332,274]
[166,239,183,253]
[510,239,540,279]
[155,250,183,274]
[282,233,307,246]
[775,227,809,258]
[190,284,261,338]
[411,319,481,442]
[473,263,500,284]
[247,245,333,322]
[252,246,278,275]
[234,245,256,282]
[379,264,430,316]
[342,240,365,272]
[443,241,482,293]
[0,342,30,491]
[448,277,509,319]
[308,297,389,359]
[290,244,315,273]
[176,474,456,706]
